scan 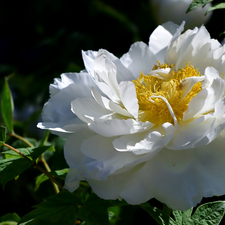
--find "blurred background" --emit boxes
[0,0,225,224]
[0,0,223,137]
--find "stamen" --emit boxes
[133,62,203,126]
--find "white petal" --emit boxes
[89,118,153,137]
[37,122,86,138]
[49,72,96,97]
[82,50,98,79]
[147,67,172,79]
[94,50,121,102]
[118,81,139,118]
[81,134,141,179]
[64,168,80,192]
[166,25,213,71]
[166,117,216,150]
[181,76,205,100]
[71,97,112,123]
[214,97,225,117]
[183,67,224,121]
[88,163,153,203]
[100,49,135,82]
[120,41,156,78]
[143,136,225,210]
[91,88,132,117]
[149,21,181,62]
[38,83,92,136]
[113,122,175,155]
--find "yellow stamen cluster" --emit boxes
[133,62,202,125]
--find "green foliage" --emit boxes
[0,145,54,188]
[18,190,121,225]
[0,213,20,225]
[34,168,68,191]
[191,201,225,225]
[0,126,6,143]
[1,76,14,134]
[186,0,213,13]
[172,208,193,225]
[141,201,225,225]
[140,202,175,225]
[0,157,33,189]
[206,3,225,14]
[78,193,110,225]
[18,191,79,225]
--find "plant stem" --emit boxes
[3,143,64,191]
[40,154,60,194]
[9,133,34,147]
[3,143,32,161]
[33,162,64,190]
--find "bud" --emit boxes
[150,0,212,29]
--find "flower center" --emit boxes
[133,61,202,126]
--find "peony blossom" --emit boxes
[38,21,225,210]
[150,0,212,29]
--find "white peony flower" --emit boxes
[150,0,212,29]
[38,21,225,210]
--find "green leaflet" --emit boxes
[78,193,110,225]
[140,202,175,225]
[18,191,79,225]
[172,208,193,225]
[206,3,225,14]
[1,76,14,133]
[0,126,6,143]
[0,213,20,224]
[0,145,54,188]
[34,168,68,191]
[186,0,213,13]
[0,157,33,189]
[141,201,225,225]
[191,201,225,225]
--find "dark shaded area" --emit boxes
[1,0,225,224]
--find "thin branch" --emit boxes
[3,143,64,191]
[9,133,34,147]
[3,143,32,161]
[40,154,60,193]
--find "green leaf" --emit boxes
[0,126,6,142]
[219,31,225,37]
[172,208,193,225]
[109,199,129,207]
[11,138,37,149]
[206,3,225,14]
[0,222,18,225]
[107,209,121,225]
[34,169,68,191]
[78,193,110,225]
[18,191,79,225]
[0,213,20,223]
[2,146,53,160]
[2,148,32,159]
[0,157,33,189]
[34,173,49,191]
[191,201,225,225]
[140,202,175,225]
[186,0,213,13]
[49,168,69,180]
[29,145,55,160]
[1,76,14,133]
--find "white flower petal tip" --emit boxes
[39,22,225,210]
